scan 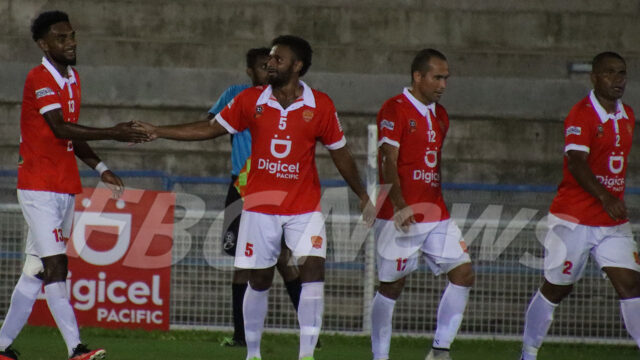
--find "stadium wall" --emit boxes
[0,0,639,183]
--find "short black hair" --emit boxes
[592,51,626,72]
[246,47,270,69]
[31,10,70,42]
[271,35,313,76]
[411,48,447,76]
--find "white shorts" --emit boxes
[18,189,75,258]
[374,218,471,282]
[544,213,640,285]
[234,210,327,269]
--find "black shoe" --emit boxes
[0,345,19,360]
[315,338,322,350]
[69,344,106,360]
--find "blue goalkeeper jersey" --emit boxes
[208,84,251,176]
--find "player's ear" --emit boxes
[36,38,49,52]
[293,60,303,74]
[412,70,423,84]
[246,68,254,80]
[589,71,597,87]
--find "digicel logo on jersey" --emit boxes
[257,137,301,179]
[413,169,440,187]
[257,158,300,178]
[28,188,174,331]
[412,149,440,186]
[596,175,625,192]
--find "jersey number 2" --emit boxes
[562,261,573,275]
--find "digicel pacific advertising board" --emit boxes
[28,188,175,331]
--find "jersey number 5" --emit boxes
[245,243,254,257]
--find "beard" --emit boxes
[50,51,77,66]
[268,64,295,88]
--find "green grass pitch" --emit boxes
[9,325,639,359]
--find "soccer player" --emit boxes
[134,35,374,360]
[520,52,640,360]
[371,49,475,360]
[0,10,149,360]
[213,47,306,348]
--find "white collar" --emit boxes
[589,90,628,123]
[403,87,436,117]
[41,57,76,89]
[256,80,316,111]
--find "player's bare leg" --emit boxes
[604,267,640,348]
[297,256,325,359]
[276,243,302,310]
[371,277,406,360]
[426,263,474,360]
[521,280,572,360]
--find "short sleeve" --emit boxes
[318,98,346,150]
[377,100,403,148]
[215,89,251,134]
[30,72,62,115]
[563,107,593,154]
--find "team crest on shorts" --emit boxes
[459,240,469,253]
[311,236,323,249]
[303,109,314,122]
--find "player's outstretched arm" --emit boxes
[566,150,627,221]
[132,118,229,141]
[73,140,124,198]
[379,143,415,232]
[42,109,151,143]
[328,145,375,226]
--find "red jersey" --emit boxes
[215,81,346,215]
[550,91,634,226]
[376,88,450,223]
[18,57,82,194]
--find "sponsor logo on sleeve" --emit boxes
[380,119,395,131]
[35,87,55,99]
[335,112,343,132]
[566,126,581,137]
